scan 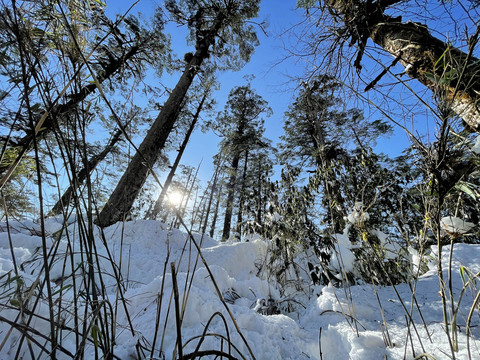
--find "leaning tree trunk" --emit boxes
[97,14,225,227]
[149,92,207,219]
[48,124,126,216]
[369,20,480,130]
[0,44,142,185]
[324,0,480,130]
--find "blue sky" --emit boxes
[105,0,311,182]
[105,0,411,187]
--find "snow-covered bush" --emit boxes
[242,176,332,294]
[328,204,412,286]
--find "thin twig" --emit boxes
[171,262,183,360]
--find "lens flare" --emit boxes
[168,191,183,206]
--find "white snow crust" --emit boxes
[0,219,480,359]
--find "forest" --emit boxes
[0,0,480,359]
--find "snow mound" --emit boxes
[0,219,480,359]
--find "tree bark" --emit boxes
[0,44,141,180]
[97,14,224,227]
[210,181,223,239]
[369,20,480,130]
[98,59,198,226]
[255,164,263,225]
[48,125,126,216]
[202,166,220,235]
[235,150,249,241]
[221,152,241,241]
[322,0,480,129]
[149,92,207,219]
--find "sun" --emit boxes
[168,191,184,207]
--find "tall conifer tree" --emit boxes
[97,0,261,227]
[208,84,271,241]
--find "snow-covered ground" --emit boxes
[0,218,479,359]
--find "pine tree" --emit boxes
[47,105,147,216]
[0,1,170,219]
[280,76,391,232]
[97,0,261,227]
[149,83,214,220]
[236,142,275,239]
[208,84,271,241]
[202,166,220,233]
[0,1,169,186]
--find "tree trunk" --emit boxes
[324,0,480,130]
[255,162,264,225]
[149,92,207,219]
[210,181,223,239]
[310,113,346,233]
[235,150,249,241]
[221,153,241,241]
[0,44,141,182]
[97,14,224,227]
[189,184,201,231]
[195,192,208,233]
[320,166,346,233]
[202,166,220,235]
[174,162,200,228]
[370,20,480,130]
[48,125,126,216]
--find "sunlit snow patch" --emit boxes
[440,216,476,235]
[471,135,480,154]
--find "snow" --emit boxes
[266,211,283,223]
[346,202,370,225]
[441,216,476,235]
[330,233,356,274]
[0,219,480,359]
[471,135,480,154]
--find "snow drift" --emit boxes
[0,218,479,359]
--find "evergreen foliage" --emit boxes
[207,83,272,241]
[0,0,170,216]
[0,1,479,358]
[97,0,262,227]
